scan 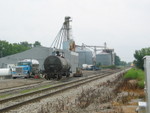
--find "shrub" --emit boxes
[124,68,145,89]
[138,80,145,89]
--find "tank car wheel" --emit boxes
[66,73,70,77]
[44,75,49,80]
[57,74,62,80]
[48,76,51,80]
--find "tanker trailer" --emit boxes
[44,55,71,80]
[0,68,12,79]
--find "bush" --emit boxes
[101,65,117,69]
[124,68,145,88]
[138,80,145,89]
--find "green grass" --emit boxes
[0,84,52,99]
[124,68,145,88]
[101,65,117,69]
[20,84,52,94]
[0,94,12,99]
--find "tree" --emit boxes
[20,41,32,48]
[0,40,32,58]
[134,47,150,70]
[120,61,127,66]
[115,55,121,66]
[33,41,41,47]
[0,40,8,57]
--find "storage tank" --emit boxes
[44,55,70,73]
[96,52,112,66]
[0,68,12,79]
[43,55,71,79]
[76,47,93,67]
[19,59,39,65]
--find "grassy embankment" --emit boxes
[124,68,145,88]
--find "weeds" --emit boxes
[123,68,145,88]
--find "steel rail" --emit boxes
[0,80,45,91]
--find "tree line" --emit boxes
[0,40,41,58]
[134,47,150,70]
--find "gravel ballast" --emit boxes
[6,70,126,113]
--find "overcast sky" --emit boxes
[0,0,150,62]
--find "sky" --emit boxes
[0,0,150,62]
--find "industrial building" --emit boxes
[0,46,78,73]
[76,43,115,67]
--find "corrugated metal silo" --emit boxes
[96,52,112,66]
[75,47,93,67]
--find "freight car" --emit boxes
[44,52,71,80]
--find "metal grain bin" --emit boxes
[96,52,112,66]
[75,47,93,67]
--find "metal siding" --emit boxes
[144,56,150,113]
[96,53,112,66]
[63,50,79,72]
[77,51,93,67]
[75,47,93,67]
[0,47,53,70]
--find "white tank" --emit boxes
[20,59,39,64]
[82,64,88,69]
[0,68,12,76]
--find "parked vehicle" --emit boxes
[12,59,39,79]
[82,64,100,70]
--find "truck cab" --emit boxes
[12,59,39,79]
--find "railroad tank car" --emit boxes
[44,55,71,80]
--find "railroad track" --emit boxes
[0,69,110,95]
[0,79,45,91]
[0,69,125,113]
[0,80,58,95]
